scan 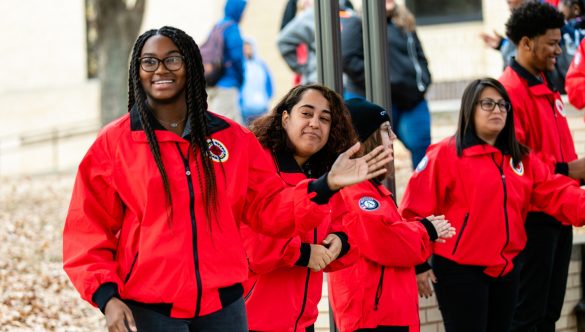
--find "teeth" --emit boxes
[154,80,173,84]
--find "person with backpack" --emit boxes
[204,0,246,124]
[62,26,393,332]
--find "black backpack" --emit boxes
[200,21,235,87]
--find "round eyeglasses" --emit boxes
[139,55,184,72]
[477,99,511,113]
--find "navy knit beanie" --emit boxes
[345,98,390,142]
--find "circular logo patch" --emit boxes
[358,196,380,211]
[207,139,229,162]
[415,155,429,173]
[510,159,524,176]
[555,99,566,117]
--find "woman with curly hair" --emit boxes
[241,84,361,332]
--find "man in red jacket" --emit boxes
[499,2,585,331]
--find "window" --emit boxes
[405,0,483,25]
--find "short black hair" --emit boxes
[506,2,565,45]
[561,0,585,14]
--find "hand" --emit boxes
[568,157,585,180]
[480,30,503,49]
[322,234,342,260]
[104,297,137,332]
[307,244,334,272]
[327,143,392,191]
[417,269,437,299]
[427,215,456,243]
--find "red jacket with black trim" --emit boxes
[566,39,585,111]
[499,60,578,183]
[241,149,356,332]
[62,109,333,319]
[400,137,585,278]
[328,179,434,332]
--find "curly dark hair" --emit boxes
[128,26,218,224]
[250,84,358,177]
[506,2,565,45]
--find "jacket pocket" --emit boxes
[124,252,139,284]
[451,213,469,256]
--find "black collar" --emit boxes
[460,129,508,153]
[510,58,557,91]
[274,149,303,173]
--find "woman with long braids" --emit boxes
[241,84,360,332]
[62,26,391,332]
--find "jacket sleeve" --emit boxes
[241,223,304,274]
[338,183,432,267]
[277,10,315,75]
[566,40,585,110]
[242,134,332,238]
[224,24,245,87]
[528,153,585,226]
[400,144,448,220]
[341,16,366,89]
[413,31,432,87]
[62,132,125,309]
[323,193,359,272]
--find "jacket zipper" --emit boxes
[176,143,203,317]
[493,155,511,277]
[451,213,469,255]
[294,228,317,331]
[124,252,139,283]
[374,266,385,310]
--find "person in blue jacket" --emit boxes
[240,37,273,126]
[207,0,247,124]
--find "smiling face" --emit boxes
[473,87,508,144]
[521,29,562,74]
[281,89,332,166]
[139,35,186,107]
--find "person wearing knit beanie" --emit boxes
[345,98,391,142]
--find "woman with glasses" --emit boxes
[400,78,585,332]
[62,26,391,332]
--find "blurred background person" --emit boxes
[240,37,274,126]
[206,0,247,124]
[341,0,432,169]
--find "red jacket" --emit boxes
[500,60,578,178]
[566,39,585,111]
[62,109,333,319]
[328,180,434,332]
[241,150,355,332]
[400,137,585,278]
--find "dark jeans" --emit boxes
[391,99,431,169]
[510,213,573,332]
[432,255,520,332]
[127,297,248,332]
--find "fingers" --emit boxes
[342,142,361,159]
[124,310,137,332]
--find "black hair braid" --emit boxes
[128,29,174,216]
[157,26,219,225]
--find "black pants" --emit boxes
[127,297,248,332]
[432,255,520,332]
[510,213,573,332]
